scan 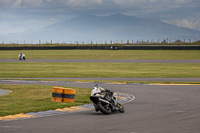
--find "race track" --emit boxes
[0,59,200,133]
[0,80,200,133]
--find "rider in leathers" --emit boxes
[91,84,117,112]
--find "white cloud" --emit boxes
[174,19,200,30]
[12,0,22,8]
[112,0,195,8]
[112,0,164,6]
[23,0,44,7]
[0,0,103,9]
[0,0,200,34]
[175,0,192,4]
[164,19,200,31]
[0,21,27,34]
[112,0,145,5]
[64,0,103,7]
[149,0,158,2]
[0,0,51,8]
[0,0,197,9]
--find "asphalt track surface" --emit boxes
[0,59,200,133]
[0,81,200,133]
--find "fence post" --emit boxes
[127,39,129,44]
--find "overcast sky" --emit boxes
[0,0,200,34]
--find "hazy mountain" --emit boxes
[1,13,200,43]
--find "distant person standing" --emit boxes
[18,52,26,60]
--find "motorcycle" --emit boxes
[90,84,125,115]
[18,53,26,60]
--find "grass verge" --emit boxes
[0,62,200,78]
[0,50,200,59]
[0,84,91,116]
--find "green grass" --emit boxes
[0,62,200,78]
[0,84,91,116]
[1,50,199,116]
[0,50,200,59]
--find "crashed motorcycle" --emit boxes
[90,85,125,115]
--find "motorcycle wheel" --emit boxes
[117,103,125,113]
[97,102,112,115]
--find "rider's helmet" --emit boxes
[91,84,105,96]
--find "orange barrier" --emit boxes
[51,87,76,102]
[63,88,76,102]
[51,87,64,102]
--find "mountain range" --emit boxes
[1,13,200,43]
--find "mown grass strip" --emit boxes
[0,84,91,116]
[0,50,200,59]
[0,62,200,78]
